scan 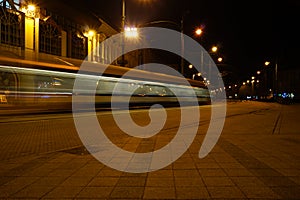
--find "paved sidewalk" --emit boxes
[0,101,299,199]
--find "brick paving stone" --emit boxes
[175,186,210,199]
[88,177,119,187]
[240,186,281,199]
[110,186,144,199]
[207,186,246,198]
[147,169,173,178]
[173,169,200,177]
[143,186,176,199]
[199,168,227,177]
[230,176,266,187]
[146,177,174,187]
[60,175,94,186]
[76,186,114,199]
[42,186,83,198]
[116,176,147,187]
[203,176,235,187]
[30,176,67,186]
[12,185,54,198]
[223,167,254,177]
[174,177,204,187]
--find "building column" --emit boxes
[61,30,67,57]
[23,5,40,60]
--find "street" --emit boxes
[0,101,299,199]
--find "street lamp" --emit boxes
[211,46,218,53]
[192,72,201,80]
[124,27,138,38]
[120,0,126,66]
[264,60,278,99]
[195,28,203,36]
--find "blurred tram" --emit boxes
[0,56,211,110]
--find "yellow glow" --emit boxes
[211,46,218,52]
[257,70,261,75]
[265,61,270,66]
[125,27,138,38]
[217,57,223,62]
[27,4,36,11]
[84,30,95,38]
[251,76,255,80]
[21,4,37,18]
[188,64,193,69]
[195,28,202,36]
[88,30,95,37]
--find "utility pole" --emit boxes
[121,0,125,66]
[180,10,189,76]
[180,16,184,75]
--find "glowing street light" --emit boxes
[21,4,37,18]
[27,4,36,11]
[192,72,201,80]
[211,46,218,53]
[88,30,95,37]
[124,27,138,38]
[265,61,270,66]
[264,60,278,98]
[195,28,203,36]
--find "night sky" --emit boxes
[65,0,300,81]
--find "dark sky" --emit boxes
[70,0,300,80]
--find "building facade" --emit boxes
[0,0,121,65]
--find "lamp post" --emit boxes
[264,60,278,99]
[121,0,126,66]
[195,27,204,75]
[180,10,190,76]
[180,16,184,75]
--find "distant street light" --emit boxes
[265,61,270,66]
[192,72,201,80]
[264,60,278,99]
[211,46,218,53]
[195,28,203,36]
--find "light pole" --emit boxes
[180,16,184,75]
[180,11,190,76]
[195,27,204,75]
[121,0,126,66]
[265,60,278,99]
